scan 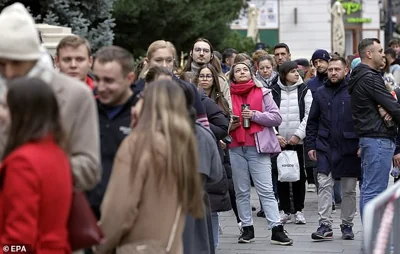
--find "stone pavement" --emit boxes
[217,187,363,254]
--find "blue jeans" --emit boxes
[230,146,280,229]
[211,212,219,248]
[333,180,342,204]
[359,137,395,218]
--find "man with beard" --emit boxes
[307,49,330,94]
[348,38,400,218]
[306,56,361,241]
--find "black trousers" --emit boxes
[277,144,306,214]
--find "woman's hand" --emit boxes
[288,135,300,145]
[277,135,287,148]
[241,109,254,119]
[230,115,241,131]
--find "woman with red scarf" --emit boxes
[228,62,293,246]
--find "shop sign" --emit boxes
[337,0,372,24]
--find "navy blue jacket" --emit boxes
[307,72,328,94]
[87,96,133,212]
[305,79,361,179]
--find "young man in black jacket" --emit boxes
[348,38,400,218]
[86,46,135,220]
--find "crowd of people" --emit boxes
[1,2,400,254]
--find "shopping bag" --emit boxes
[277,150,300,182]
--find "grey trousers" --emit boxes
[317,173,357,227]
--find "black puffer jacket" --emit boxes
[348,63,400,139]
[200,90,232,213]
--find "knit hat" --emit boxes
[351,57,361,70]
[0,3,41,61]
[311,49,330,64]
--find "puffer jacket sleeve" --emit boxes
[251,89,282,127]
[294,89,313,140]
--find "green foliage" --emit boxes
[0,0,116,52]
[113,0,244,58]
[219,31,256,55]
[40,0,116,51]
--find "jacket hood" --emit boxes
[348,63,378,94]
[277,75,304,91]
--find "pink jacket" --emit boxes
[252,88,282,155]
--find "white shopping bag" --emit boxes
[277,150,300,182]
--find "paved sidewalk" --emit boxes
[217,187,363,254]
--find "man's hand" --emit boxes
[393,153,400,167]
[308,150,317,161]
[357,148,361,157]
[288,135,300,145]
[277,135,287,148]
[378,105,392,121]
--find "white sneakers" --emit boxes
[295,211,306,224]
[280,211,307,224]
[280,212,293,224]
[308,184,316,192]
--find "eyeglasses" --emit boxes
[199,74,213,80]
[194,47,211,54]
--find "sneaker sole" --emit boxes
[238,238,255,243]
[295,221,306,224]
[342,235,354,240]
[270,239,293,246]
[311,234,333,241]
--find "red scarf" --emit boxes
[230,80,263,143]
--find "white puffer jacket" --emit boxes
[277,77,313,144]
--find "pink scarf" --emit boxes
[230,80,263,143]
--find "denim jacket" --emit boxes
[252,88,282,155]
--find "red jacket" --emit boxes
[0,136,72,254]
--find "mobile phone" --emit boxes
[232,115,240,121]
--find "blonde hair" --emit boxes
[139,40,177,79]
[132,79,204,218]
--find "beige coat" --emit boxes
[97,133,185,254]
[0,64,101,191]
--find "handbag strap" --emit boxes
[165,205,181,253]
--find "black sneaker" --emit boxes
[238,225,255,243]
[311,224,333,241]
[270,225,293,245]
[340,224,354,240]
[256,209,265,218]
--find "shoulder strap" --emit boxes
[166,206,181,252]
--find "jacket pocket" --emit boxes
[317,129,330,138]
[315,129,330,152]
[342,131,359,155]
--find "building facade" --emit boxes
[231,0,382,59]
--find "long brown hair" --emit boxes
[3,77,66,159]
[132,79,204,218]
[196,64,229,115]
[183,38,219,73]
